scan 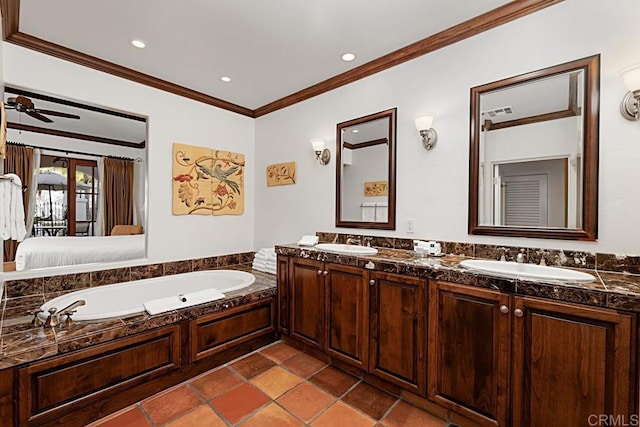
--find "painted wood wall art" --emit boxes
[266,161,296,186]
[173,143,245,216]
[364,180,388,196]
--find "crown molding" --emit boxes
[1,0,563,118]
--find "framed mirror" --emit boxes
[3,85,147,273]
[336,108,396,230]
[469,55,600,240]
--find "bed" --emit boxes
[15,234,145,271]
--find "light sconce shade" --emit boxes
[414,112,438,150]
[311,139,331,165]
[620,64,640,121]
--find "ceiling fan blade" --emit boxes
[26,110,54,123]
[36,109,81,119]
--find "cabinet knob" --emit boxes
[499,305,509,314]
[514,308,524,317]
[369,280,375,286]
[317,269,323,275]
[323,270,328,276]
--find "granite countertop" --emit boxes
[276,244,640,313]
[0,265,276,370]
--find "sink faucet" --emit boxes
[516,249,527,264]
[346,237,362,245]
[536,249,550,266]
[496,247,508,262]
[363,237,372,247]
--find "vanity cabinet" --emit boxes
[429,281,636,427]
[428,281,510,426]
[279,256,426,394]
[511,297,635,427]
[287,257,369,368]
[288,257,327,349]
[369,271,426,395]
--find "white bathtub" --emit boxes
[39,270,256,321]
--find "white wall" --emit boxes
[342,144,388,221]
[254,0,640,254]
[2,43,256,263]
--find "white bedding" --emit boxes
[15,234,145,271]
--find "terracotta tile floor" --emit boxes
[89,341,448,427]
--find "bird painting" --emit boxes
[196,162,241,195]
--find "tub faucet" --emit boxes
[346,237,362,245]
[44,300,86,328]
[516,249,527,264]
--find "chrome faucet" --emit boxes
[536,249,550,266]
[496,247,508,262]
[44,300,86,328]
[516,249,527,264]
[363,237,373,247]
[346,237,362,245]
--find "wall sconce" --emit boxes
[414,113,438,150]
[311,139,331,165]
[620,64,640,121]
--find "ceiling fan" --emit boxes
[4,95,80,123]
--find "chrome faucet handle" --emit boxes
[28,308,44,327]
[44,307,59,328]
[516,248,527,263]
[496,247,508,261]
[536,249,550,266]
[346,237,361,245]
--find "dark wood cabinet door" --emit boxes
[325,263,369,369]
[428,281,510,426]
[190,299,274,361]
[277,255,290,334]
[369,271,426,395]
[289,257,325,349]
[512,297,636,427]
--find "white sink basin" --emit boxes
[459,259,596,283]
[314,243,378,256]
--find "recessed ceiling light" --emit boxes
[341,52,356,62]
[131,39,146,49]
[221,76,232,83]
[352,129,359,133]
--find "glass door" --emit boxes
[68,158,99,236]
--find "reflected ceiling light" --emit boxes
[414,112,438,150]
[131,39,146,49]
[341,53,356,62]
[311,139,331,165]
[352,129,359,133]
[221,76,232,83]
[620,64,640,120]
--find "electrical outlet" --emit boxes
[406,219,415,233]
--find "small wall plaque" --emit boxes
[364,180,388,196]
[267,161,296,187]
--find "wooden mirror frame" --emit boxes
[468,55,600,240]
[336,108,397,230]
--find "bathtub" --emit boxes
[39,270,255,321]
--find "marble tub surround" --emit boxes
[0,265,275,370]
[1,251,256,300]
[277,243,640,312]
